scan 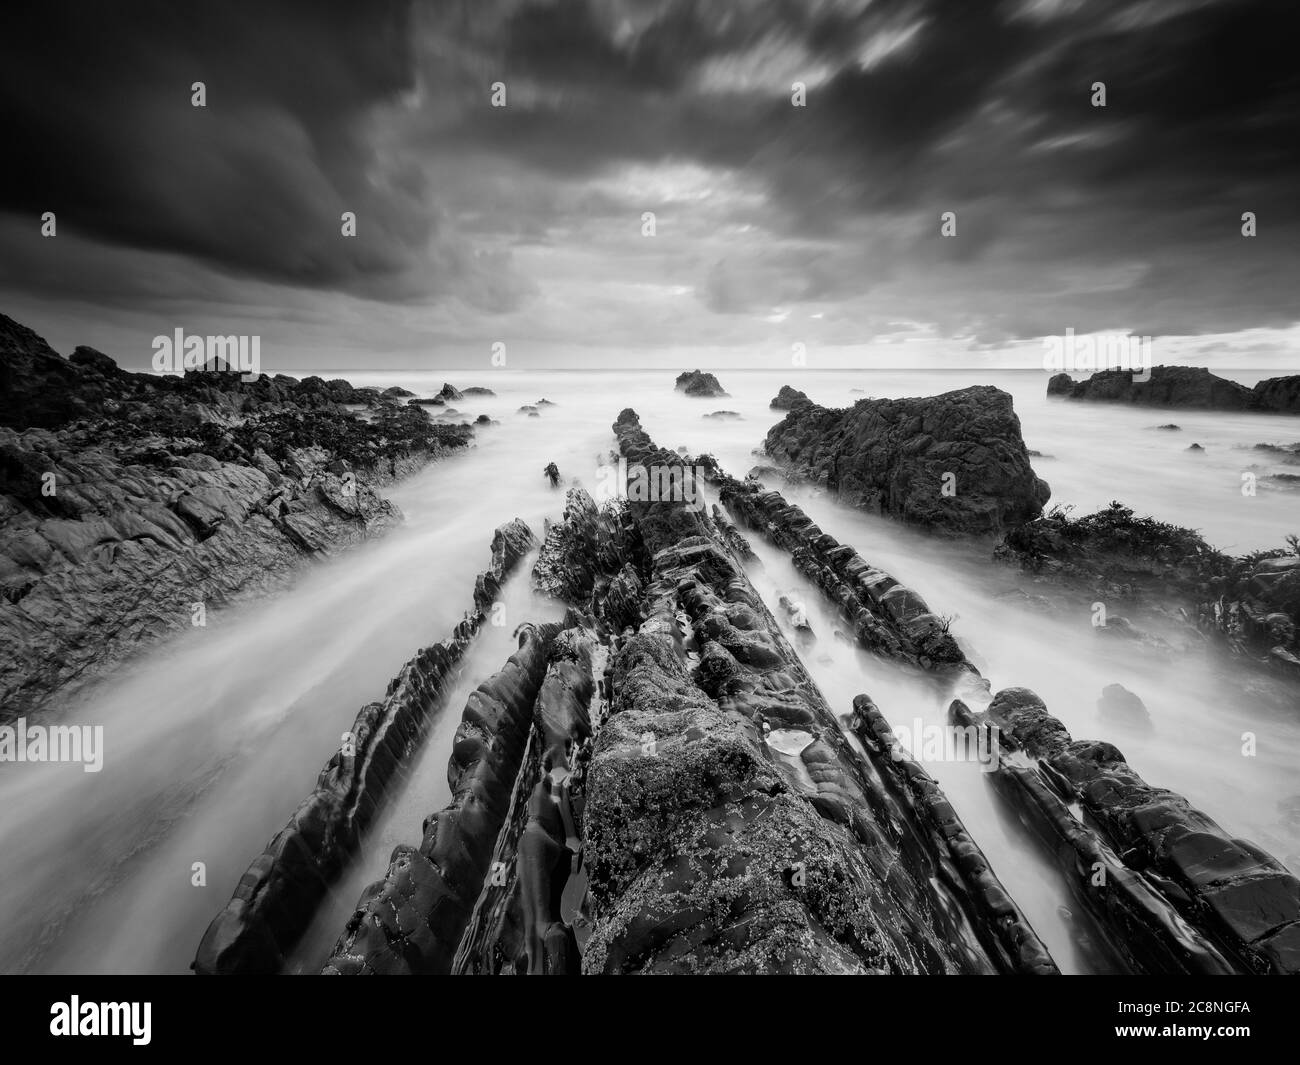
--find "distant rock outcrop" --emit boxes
[1045,373,1074,397]
[674,369,727,398]
[763,386,1050,535]
[770,385,811,410]
[1048,366,1300,413]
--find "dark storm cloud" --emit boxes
[0,0,429,291]
[1,0,1297,347]
[421,0,1300,337]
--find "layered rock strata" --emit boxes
[322,619,560,974]
[956,688,1300,974]
[192,520,536,974]
[0,313,474,719]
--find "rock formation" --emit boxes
[0,313,475,720]
[711,468,983,687]
[996,502,1300,678]
[770,385,811,410]
[322,620,562,974]
[960,688,1300,974]
[1048,366,1300,413]
[763,386,1050,535]
[192,520,537,974]
[674,369,727,398]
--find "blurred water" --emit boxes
[0,367,1296,974]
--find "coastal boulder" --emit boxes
[1046,373,1074,396]
[674,370,727,398]
[770,385,811,410]
[764,385,1050,536]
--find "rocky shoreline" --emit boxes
[0,313,477,719]
[5,330,1295,975]
[186,400,1298,975]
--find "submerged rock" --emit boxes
[763,385,1049,535]
[1096,683,1152,731]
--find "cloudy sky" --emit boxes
[2,0,1298,372]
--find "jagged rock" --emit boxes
[674,370,727,398]
[454,624,599,974]
[996,502,1300,672]
[531,487,626,605]
[437,382,464,402]
[764,386,1049,535]
[1051,366,1300,413]
[579,411,1043,974]
[191,520,537,975]
[714,471,982,685]
[603,563,644,632]
[322,621,561,975]
[850,694,1056,974]
[0,314,476,719]
[771,385,811,409]
[979,687,1300,974]
[950,697,1236,975]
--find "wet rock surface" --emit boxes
[763,385,1049,535]
[186,396,1297,978]
[712,468,982,686]
[0,314,475,720]
[192,520,537,975]
[322,620,561,975]
[576,411,1030,974]
[968,687,1300,974]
